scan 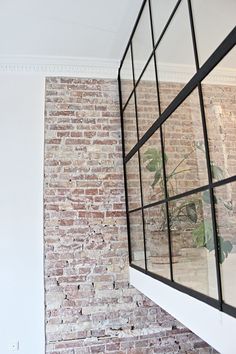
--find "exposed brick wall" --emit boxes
[44,77,217,353]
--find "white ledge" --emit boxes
[129,267,236,354]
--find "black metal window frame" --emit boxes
[118,0,236,318]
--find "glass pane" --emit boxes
[202,48,236,182]
[120,46,133,107]
[214,182,236,307]
[155,0,196,112]
[132,1,153,82]
[135,57,159,138]
[129,210,145,268]
[126,153,141,211]
[144,204,171,279]
[163,88,208,197]
[151,0,177,45]
[123,94,137,155]
[169,191,218,298]
[192,0,236,66]
[140,130,164,205]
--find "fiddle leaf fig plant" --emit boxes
[192,220,233,264]
[143,148,165,188]
[144,144,233,263]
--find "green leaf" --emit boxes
[143,148,163,189]
[205,237,215,252]
[143,148,159,162]
[204,221,214,242]
[144,148,162,169]
[192,221,233,264]
[202,190,211,204]
[146,160,157,172]
[192,222,205,247]
[186,202,198,223]
[219,251,225,264]
[211,163,224,180]
[192,220,213,248]
[202,190,217,204]
[218,236,233,264]
[219,237,233,256]
[223,240,233,254]
[151,169,162,188]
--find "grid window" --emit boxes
[120,46,133,108]
[169,191,218,298]
[126,153,142,211]
[123,94,137,155]
[155,0,196,113]
[129,210,145,268]
[140,129,164,205]
[135,57,160,138]
[132,1,153,82]
[119,0,236,318]
[163,88,208,196]
[202,48,236,182]
[191,0,236,66]
[150,0,178,46]
[144,203,171,279]
[214,182,236,307]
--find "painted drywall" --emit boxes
[130,267,236,354]
[0,74,45,354]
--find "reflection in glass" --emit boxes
[214,183,236,307]
[155,0,196,112]
[140,129,164,206]
[169,191,218,298]
[202,48,236,182]
[123,94,137,155]
[126,153,141,211]
[129,210,145,268]
[132,1,153,82]
[120,46,133,107]
[151,0,177,45]
[163,88,208,196]
[144,204,170,279]
[136,58,159,138]
[192,0,236,66]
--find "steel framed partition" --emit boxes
[118,0,236,318]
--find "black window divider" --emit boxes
[131,41,148,270]
[121,0,182,111]
[125,27,236,163]
[128,174,236,215]
[187,0,223,307]
[118,0,236,320]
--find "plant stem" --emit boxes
[168,147,196,178]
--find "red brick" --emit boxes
[44,77,215,354]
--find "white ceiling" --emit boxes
[131,0,236,69]
[0,0,142,60]
[0,0,235,78]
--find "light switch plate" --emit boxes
[8,341,19,351]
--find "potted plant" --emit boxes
[143,142,233,264]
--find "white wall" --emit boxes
[130,267,236,354]
[0,74,45,354]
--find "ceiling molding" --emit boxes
[1,56,235,86]
[0,55,119,78]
